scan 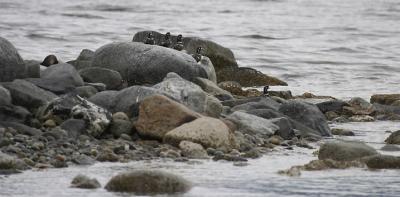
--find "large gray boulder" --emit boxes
[318,141,378,161]
[231,97,280,112]
[227,111,279,137]
[279,101,331,136]
[2,79,58,110]
[26,63,84,94]
[0,85,11,106]
[364,154,400,169]
[91,42,210,85]
[385,130,400,144]
[105,170,191,195]
[0,37,25,82]
[78,67,122,90]
[0,105,31,123]
[132,31,287,86]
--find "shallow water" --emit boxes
[1,0,400,196]
[1,0,400,99]
[1,121,400,197]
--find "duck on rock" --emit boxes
[173,34,184,51]
[160,32,172,48]
[192,47,203,62]
[144,32,155,45]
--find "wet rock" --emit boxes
[97,150,119,162]
[348,115,374,122]
[316,99,348,113]
[85,82,106,92]
[331,128,355,136]
[164,117,236,150]
[325,111,339,121]
[0,37,26,82]
[2,79,57,110]
[303,159,364,170]
[105,170,191,194]
[197,57,217,83]
[385,130,400,144]
[0,151,21,174]
[227,111,279,137]
[217,67,287,87]
[373,103,400,117]
[213,154,248,162]
[51,155,68,168]
[242,148,261,159]
[364,154,400,169]
[88,90,118,110]
[204,95,223,118]
[79,67,123,90]
[75,86,98,98]
[319,141,378,161]
[194,77,233,100]
[268,135,283,145]
[0,85,11,106]
[179,141,208,159]
[136,95,201,140]
[279,101,331,136]
[269,91,293,99]
[91,41,209,86]
[370,94,400,106]
[42,127,68,140]
[278,166,301,177]
[43,119,56,128]
[109,119,132,138]
[343,97,374,115]
[0,105,31,124]
[71,174,101,189]
[60,119,87,139]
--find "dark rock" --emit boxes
[71,174,101,189]
[40,55,58,67]
[221,96,267,108]
[85,82,106,92]
[364,154,400,169]
[385,130,400,144]
[331,128,355,136]
[67,49,94,70]
[91,42,209,86]
[75,86,98,98]
[213,154,248,162]
[0,37,25,82]
[79,67,123,90]
[270,117,295,140]
[60,119,87,139]
[279,101,331,136]
[317,99,348,113]
[373,103,400,116]
[2,79,57,110]
[88,90,118,110]
[77,49,95,61]
[105,170,191,194]
[269,91,292,99]
[217,67,287,87]
[26,63,84,94]
[218,81,244,96]
[319,141,378,161]
[381,144,400,152]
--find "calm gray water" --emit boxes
[1,0,400,196]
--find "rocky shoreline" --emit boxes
[1,31,400,195]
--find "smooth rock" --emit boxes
[279,101,331,136]
[105,170,191,194]
[75,86,98,98]
[60,119,87,139]
[79,67,123,90]
[318,141,378,161]
[317,99,348,113]
[370,94,400,105]
[109,119,132,138]
[270,117,295,140]
[2,79,57,110]
[91,42,209,85]
[136,95,201,140]
[331,128,355,136]
[0,37,25,82]
[164,117,236,150]
[26,63,84,94]
[231,97,280,112]
[217,67,287,86]
[227,111,279,137]
[24,60,41,78]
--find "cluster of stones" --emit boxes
[1,31,400,194]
